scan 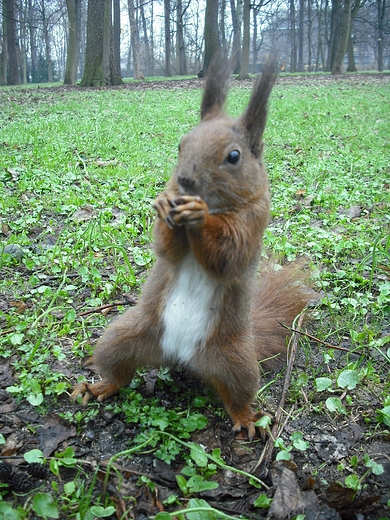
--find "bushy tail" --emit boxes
[251,261,318,371]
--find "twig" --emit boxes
[0,328,15,336]
[276,319,354,353]
[77,297,136,317]
[254,312,306,476]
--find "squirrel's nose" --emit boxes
[177,175,195,189]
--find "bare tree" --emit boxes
[140,0,153,75]
[4,0,20,84]
[290,0,297,71]
[80,0,122,86]
[128,0,144,79]
[332,0,352,73]
[176,0,188,75]
[239,0,250,78]
[164,0,171,75]
[64,0,81,84]
[231,0,243,72]
[298,0,305,70]
[377,0,386,70]
[113,0,121,75]
[203,0,220,73]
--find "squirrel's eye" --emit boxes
[227,150,240,165]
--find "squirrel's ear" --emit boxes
[240,59,278,157]
[200,51,232,120]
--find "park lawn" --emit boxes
[0,74,389,519]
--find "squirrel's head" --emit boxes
[170,55,278,213]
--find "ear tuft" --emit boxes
[240,59,278,157]
[200,51,232,120]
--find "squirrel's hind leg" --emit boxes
[193,342,262,440]
[71,307,163,404]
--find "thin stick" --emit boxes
[77,297,136,317]
[277,320,353,352]
[0,328,15,336]
[254,312,306,475]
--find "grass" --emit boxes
[0,76,389,519]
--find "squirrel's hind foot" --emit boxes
[71,381,121,405]
[232,409,271,441]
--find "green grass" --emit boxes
[0,76,389,518]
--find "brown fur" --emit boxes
[71,56,314,439]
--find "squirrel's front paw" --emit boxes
[169,196,208,228]
[152,192,177,229]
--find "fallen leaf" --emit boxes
[1,223,11,235]
[73,204,95,222]
[347,205,362,218]
[36,414,77,456]
[1,432,23,456]
[10,301,26,313]
[268,461,318,519]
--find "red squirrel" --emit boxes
[71,58,313,439]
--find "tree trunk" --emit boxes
[1,8,8,85]
[252,7,258,73]
[332,0,351,74]
[297,0,305,71]
[113,0,121,76]
[164,0,171,76]
[308,0,312,70]
[40,1,53,82]
[327,0,340,71]
[80,0,122,87]
[128,0,144,79]
[347,1,364,72]
[346,32,356,71]
[20,7,28,83]
[220,0,226,47]
[176,0,187,75]
[238,0,250,79]
[64,0,80,84]
[203,0,220,74]
[231,0,243,73]
[140,0,153,75]
[4,0,20,84]
[377,0,385,71]
[290,0,297,72]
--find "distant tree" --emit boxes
[290,0,297,72]
[231,0,243,72]
[332,0,352,73]
[80,0,122,86]
[297,0,305,71]
[164,0,171,76]
[203,0,220,74]
[176,0,187,75]
[113,0,121,75]
[64,0,81,84]
[238,0,250,78]
[377,0,386,70]
[4,0,20,84]
[128,0,144,79]
[140,0,153,75]
[346,0,364,71]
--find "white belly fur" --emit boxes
[161,253,219,364]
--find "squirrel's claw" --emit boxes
[152,192,178,229]
[71,381,120,405]
[169,196,208,228]
[231,409,272,441]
